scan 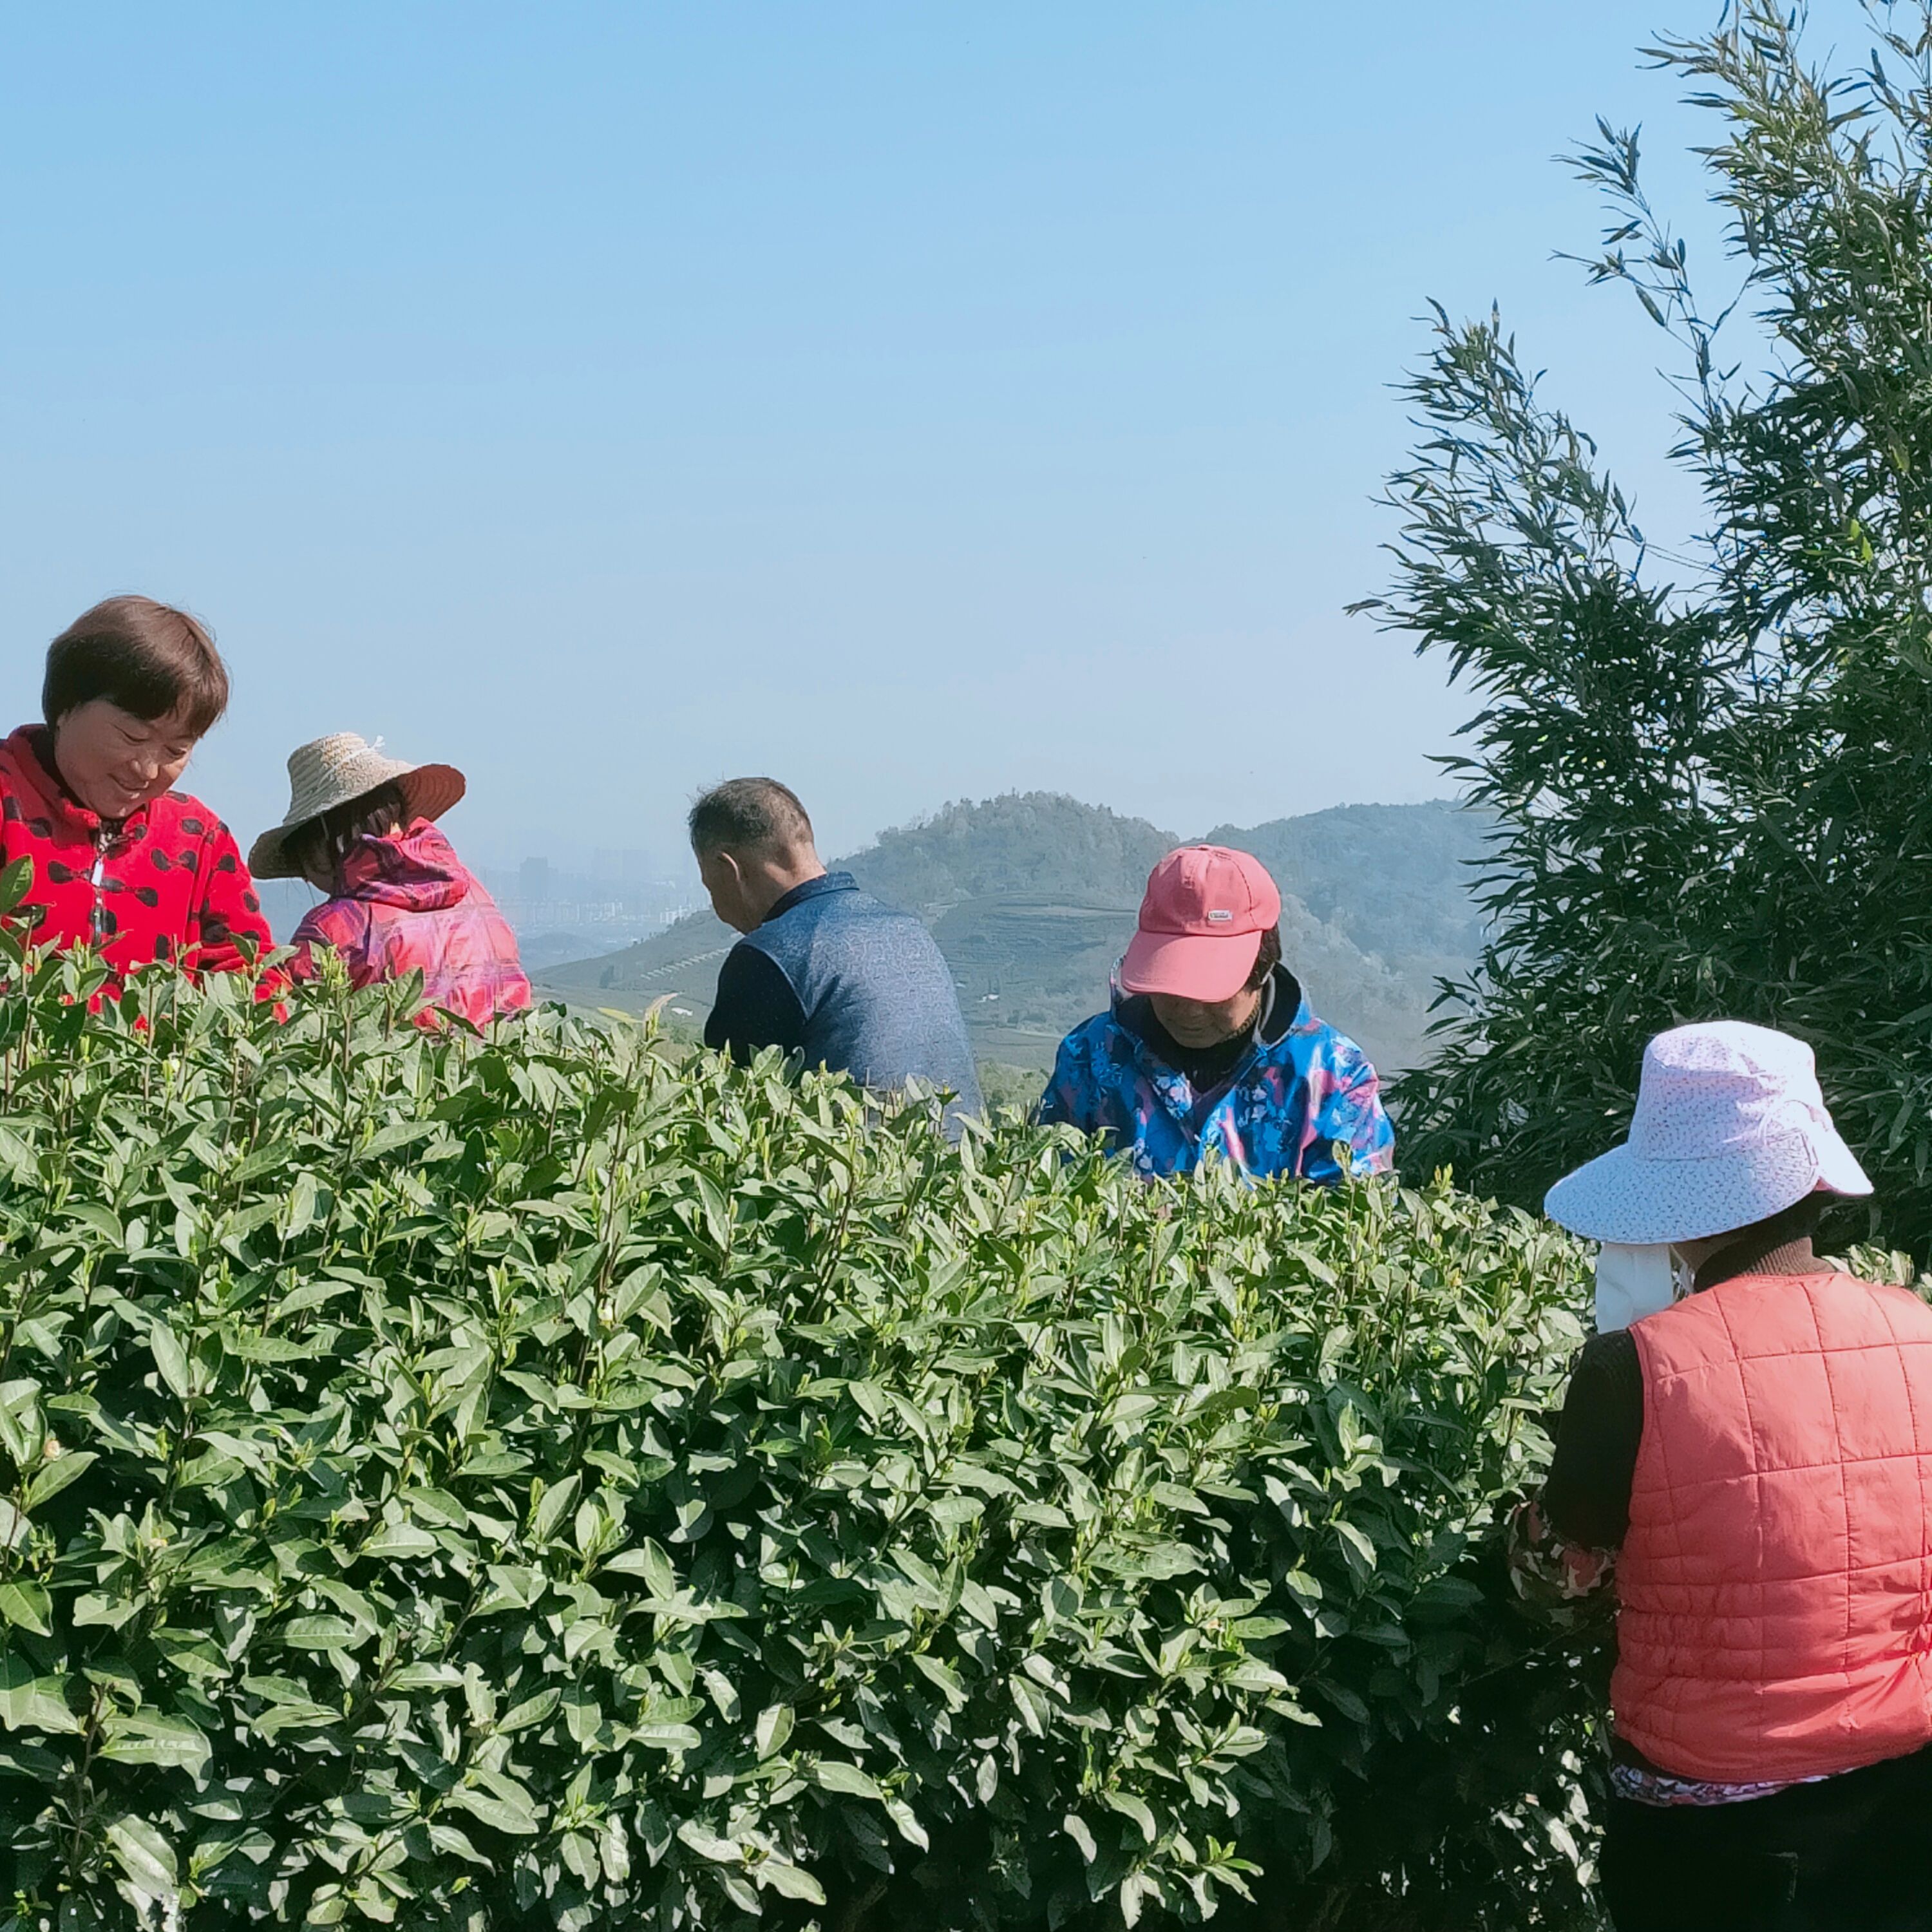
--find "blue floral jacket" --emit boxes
[1036,968,1395,1182]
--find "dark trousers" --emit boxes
[1600,1743,1932,1931]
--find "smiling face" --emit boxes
[51,699,200,819]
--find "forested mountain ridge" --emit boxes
[846,793,1174,909]
[538,793,1491,1076]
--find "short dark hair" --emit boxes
[688,777,814,858]
[43,596,229,736]
[283,782,409,889]
[1244,925,1283,993]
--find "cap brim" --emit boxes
[1543,1128,1872,1247]
[1119,926,1263,1002]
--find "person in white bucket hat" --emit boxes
[1527,1021,1932,1930]
[1549,1021,1874,1333]
[252,733,529,1027]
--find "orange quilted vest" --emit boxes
[1616,1271,1932,1783]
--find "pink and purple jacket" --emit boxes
[1037,965,1394,1182]
[289,820,531,1028]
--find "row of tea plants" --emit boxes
[0,912,1604,1929]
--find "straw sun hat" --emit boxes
[248,733,466,880]
[1543,1021,1871,1247]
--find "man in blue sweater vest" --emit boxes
[690,777,983,1130]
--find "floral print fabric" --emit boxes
[1037,970,1394,1182]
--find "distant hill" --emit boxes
[537,793,1492,1079]
[1197,801,1492,974]
[850,793,1173,907]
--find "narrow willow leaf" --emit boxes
[282,1173,319,1239]
[427,1823,491,1868]
[1120,1871,1163,1926]
[717,1870,761,1915]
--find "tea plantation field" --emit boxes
[0,949,1604,1931]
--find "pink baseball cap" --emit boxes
[1119,846,1283,1002]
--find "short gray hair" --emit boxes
[688,777,814,858]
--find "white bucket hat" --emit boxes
[1543,1021,1871,1246]
[249,733,466,880]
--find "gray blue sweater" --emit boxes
[705,872,983,1126]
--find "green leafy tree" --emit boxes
[1365,1,1932,1250]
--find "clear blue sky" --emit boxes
[0,3,1866,871]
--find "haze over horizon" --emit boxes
[0,3,1870,871]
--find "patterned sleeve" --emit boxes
[189,822,276,981]
[1035,1033,1090,1130]
[288,898,372,985]
[1302,1050,1396,1184]
[1505,1497,1616,1616]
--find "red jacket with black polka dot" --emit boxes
[0,724,273,985]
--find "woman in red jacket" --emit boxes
[0,596,271,980]
[1533,1022,1932,1931]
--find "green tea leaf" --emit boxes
[148,1321,193,1401]
[0,1580,53,1636]
[100,1710,213,1777]
[812,1761,882,1801]
[0,1656,77,1734]
[23,1449,97,1511]
[754,1703,794,1760]
[106,1814,178,1899]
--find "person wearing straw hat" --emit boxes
[251,733,529,1027]
[1529,1021,1932,1930]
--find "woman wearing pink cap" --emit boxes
[1037,844,1393,1181]
[1526,1022,1932,1929]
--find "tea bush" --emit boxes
[0,938,1600,1930]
